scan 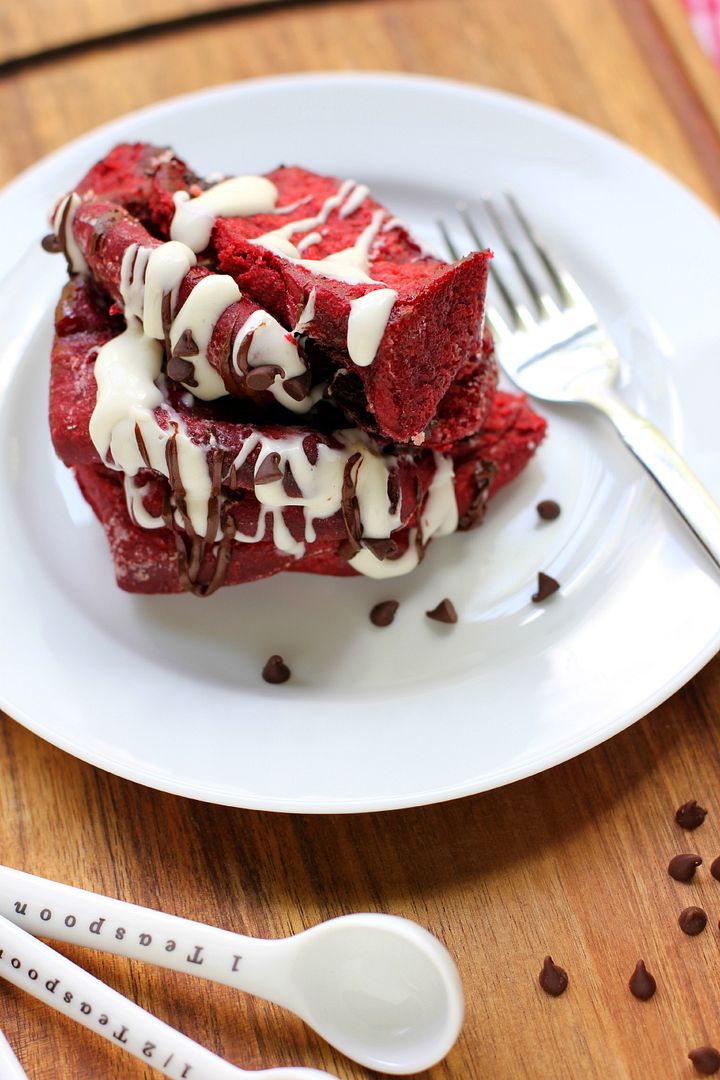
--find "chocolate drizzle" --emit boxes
[341,452,363,552]
[458,461,495,530]
[160,432,233,597]
[134,423,151,469]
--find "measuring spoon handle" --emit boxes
[0,866,294,1010]
[0,911,251,1078]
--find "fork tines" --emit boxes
[440,194,575,340]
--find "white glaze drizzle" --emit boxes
[169,273,240,400]
[294,288,316,333]
[421,453,459,539]
[339,184,369,218]
[53,194,88,275]
[296,231,322,253]
[170,176,279,253]
[89,318,213,538]
[118,241,312,409]
[231,309,320,414]
[349,529,421,579]
[347,288,397,367]
[347,452,459,578]
[124,476,165,529]
[226,429,404,559]
[170,175,397,360]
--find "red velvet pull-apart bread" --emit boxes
[46,143,546,596]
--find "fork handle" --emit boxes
[592,392,720,571]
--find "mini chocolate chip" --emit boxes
[283,372,312,402]
[628,959,656,1000]
[363,539,398,561]
[254,453,283,485]
[711,856,720,881]
[246,365,280,392]
[532,572,560,602]
[41,232,61,253]
[537,499,561,520]
[262,655,290,684]
[167,356,197,384]
[668,853,702,882]
[679,906,707,936]
[689,1047,720,1075]
[370,600,399,627]
[172,328,199,357]
[426,599,458,624]
[676,800,708,830]
[538,956,568,997]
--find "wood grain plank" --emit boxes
[0,0,719,1077]
[0,0,298,67]
[614,0,720,205]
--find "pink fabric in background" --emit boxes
[684,0,720,65]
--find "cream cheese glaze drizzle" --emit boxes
[53,194,89,275]
[170,176,279,253]
[169,173,398,366]
[118,241,315,412]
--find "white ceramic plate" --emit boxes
[1,73,719,812]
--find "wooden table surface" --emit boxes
[1,1,720,1077]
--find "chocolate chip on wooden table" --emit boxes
[370,600,399,627]
[531,572,560,602]
[262,655,291,684]
[536,499,561,520]
[425,598,458,624]
[675,800,708,830]
[628,960,656,1001]
[689,1047,720,1075]
[538,955,568,997]
[668,854,702,882]
[679,907,707,936]
[711,856,720,882]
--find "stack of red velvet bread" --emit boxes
[47,143,545,595]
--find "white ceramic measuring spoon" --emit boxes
[0,1026,29,1078]
[0,866,464,1075]
[0,911,334,1080]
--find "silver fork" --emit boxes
[439,196,720,572]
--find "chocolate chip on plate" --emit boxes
[426,598,458,624]
[532,572,560,603]
[536,499,561,520]
[628,959,656,1001]
[41,232,62,253]
[668,854,702,882]
[676,800,708,830]
[679,907,708,936]
[538,955,568,997]
[711,856,720,882]
[370,600,399,627]
[262,655,291,684]
[689,1047,720,1075]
